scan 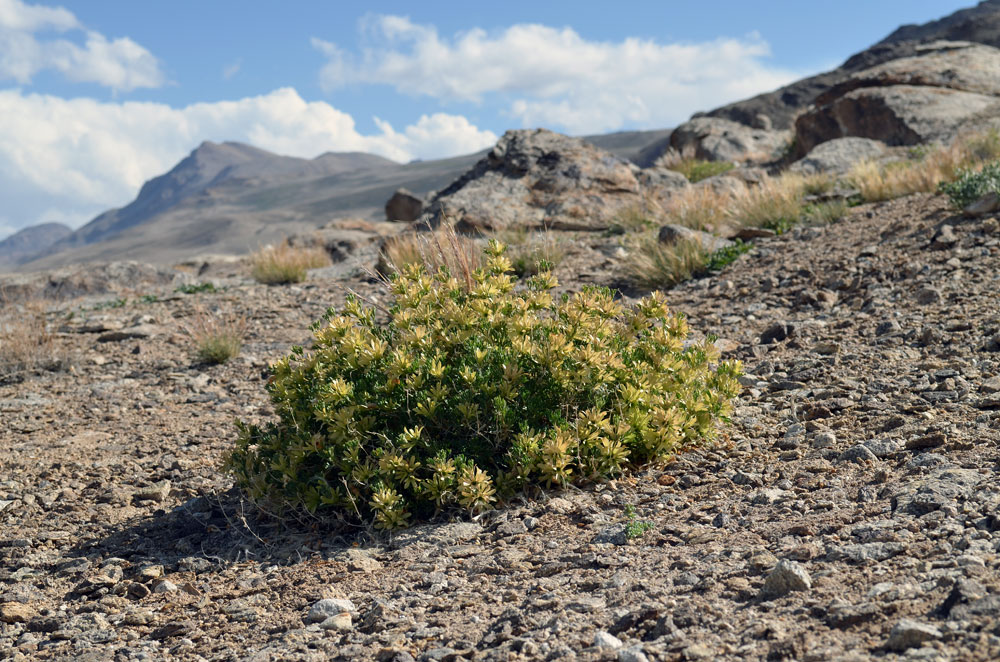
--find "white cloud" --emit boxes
[0,0,164,90]
[0,87,497,236]
[316,16,802,135]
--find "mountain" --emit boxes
[705,0,1000,129]
[14,130,672,270]
[0,222,72,269]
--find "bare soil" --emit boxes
[2,193,1000,661]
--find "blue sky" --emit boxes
[0,0,974,238]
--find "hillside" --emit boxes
[13,129,672,271]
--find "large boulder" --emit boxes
[385,189,425,223]
[667,117,791,164]
[789,137,889,176]
[795,42,1000,155]
[415,129,654,233]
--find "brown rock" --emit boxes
[385,189,425,223]
[0,602,34,623]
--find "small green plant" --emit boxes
[802,200,849,226]
[92,297,127,310]
[138,294,159,304]
[176,282,219,295]
[184,310,248,364]
[669,158,735,183]
[506,235,565,278]
[227,241,742,529]
[704,239,752,272]
[250,240,331,285]
[623,504,655,540]
[939,161,1000,209]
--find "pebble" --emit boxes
[761,560,812,598]
[307,598,356,623]
[618,646,650,662]
[153,580,178,594]
[319,612,352,631]
[886,618,942,651]
[593,630,623,650]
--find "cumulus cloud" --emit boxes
[0,87,497,236]
[315,16,802,135]
[0,0,164,90]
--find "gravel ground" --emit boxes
[2,192,1000,661]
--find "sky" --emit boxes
[0,0,976,239]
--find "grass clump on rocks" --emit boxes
[184,309,248,364]
[227,241,741,529]
[669,158,735,183]
[250,240,331,285]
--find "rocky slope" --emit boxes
[705,0,1000,130]
[2,188,1000,661]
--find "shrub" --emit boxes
[184,309,248,364]
[176,282,219,294]
[939,161,1000,209]
[227,241,741,529]
[250,240,331,285]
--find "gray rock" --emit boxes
[789,137,887,175]
[668,117,791,163]
[594,523,630,546]
[915,287,941,305]
[828,542,906,562]
[837,445,878,464]
[965,191,1000,217]
[415,129,645,233]
[154,580,178,593]
[594,630,624,650]
[618,645,650,662]
[637,167,690,191]
[318,612,352,631]
[795,42,1000,154]
[307,598,356,623]
[657,224,733,254]
[886,618,942,651]
[761,559,812,598]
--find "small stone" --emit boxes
[594,630,624,650]
[153,580,178,593]
[761,322,794,345]
[761,560,811,598]
[307,598,356,623]
[682,643,714,660]
[906,432,947,450]
[319,612,352,631]
[0,500,13,512]
[964,191,1000,217]
[618,646,650,662]
[0,602,34,624]
[137,565,164,581]
[915,288,941,305]
[932,224,958,247]
[127,582,151,600]
[811,431,837,448]
[885,618,941,651]
[134,480,171,502]
[837,445,877,464]
[981,217,999,233]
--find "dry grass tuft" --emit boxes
[849,130,1000,202]
[662,185,736,231]
[0,296,66,380]
[731,174,809,233]
[249,240,331,285]
[380,225,484,289]
[626,235,708,290]
[184,308,248,365]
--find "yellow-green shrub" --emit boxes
[226,241,741,529]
